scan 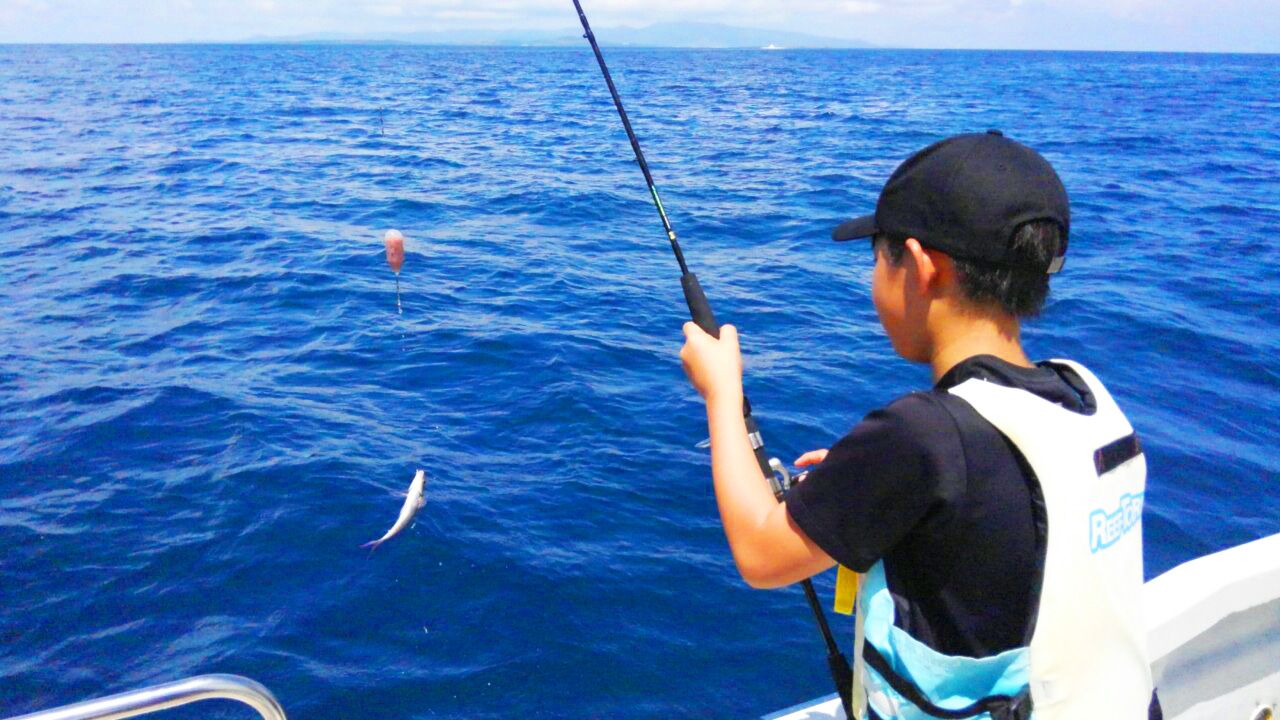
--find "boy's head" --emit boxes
[832,131,1069,360]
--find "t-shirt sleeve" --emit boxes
[785,392,958,572]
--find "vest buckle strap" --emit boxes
[861,641,1033,720]
[985,689,1033,720]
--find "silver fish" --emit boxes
[362,469,427,551]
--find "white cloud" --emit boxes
[842,2,883,15]
[1037,0,1160,19]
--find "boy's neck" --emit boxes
[927,309,1032,383]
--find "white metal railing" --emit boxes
[3,674,286,720]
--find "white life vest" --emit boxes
[851,360,1152,720]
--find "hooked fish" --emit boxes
[362,469,426,551]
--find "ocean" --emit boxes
[1,45,1277,718]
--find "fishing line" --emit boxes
[570,2,854,714]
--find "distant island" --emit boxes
[241,22,874,49]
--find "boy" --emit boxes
[680,132,1153,719]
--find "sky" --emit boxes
[1,0,1278,52]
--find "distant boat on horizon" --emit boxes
[761,43,785,50]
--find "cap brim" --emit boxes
[832,215,877,242]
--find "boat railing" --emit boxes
[2,674,286,720]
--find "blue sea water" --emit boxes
[1,44,1278,718]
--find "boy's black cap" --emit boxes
[833,131,1070,273]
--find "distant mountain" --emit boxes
[591,22,872,49]
[242,22,873,49]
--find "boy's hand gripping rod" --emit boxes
[570,2,854,714]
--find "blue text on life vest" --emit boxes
[1089,493,1144,553]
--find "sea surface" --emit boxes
[1,45,1278,718]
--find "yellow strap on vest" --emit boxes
[834,564,858,615]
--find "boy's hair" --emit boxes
[876,220,1063,317]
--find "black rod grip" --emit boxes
[828,650,856,719]
[681,272,719,338]
[804,577,855,719]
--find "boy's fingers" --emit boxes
[683,322,739,348]
[795,449,829,466]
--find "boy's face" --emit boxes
[871,239,930,363]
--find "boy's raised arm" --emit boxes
[681,322,836,589]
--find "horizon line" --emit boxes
[0,42,1274,55]
[1,41,1277,56]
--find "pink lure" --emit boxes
[384,229,405,275]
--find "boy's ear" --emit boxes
[904,238,943,293]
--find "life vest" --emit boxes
[848,360,1152,720]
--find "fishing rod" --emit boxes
[570,2,854,715]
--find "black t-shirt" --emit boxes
[785,355,1095,657]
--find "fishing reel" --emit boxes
[767,458,808,497]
